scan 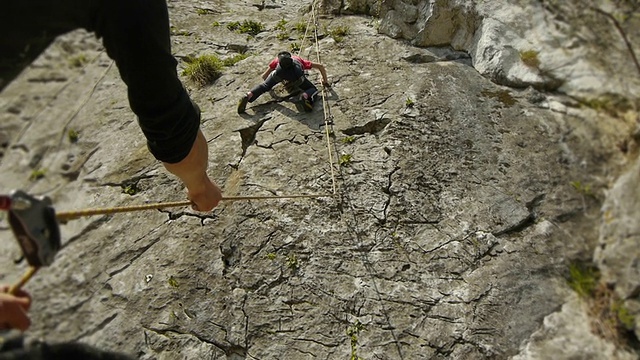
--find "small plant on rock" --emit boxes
[520,50,540,68]
[294,21,308,33]
[275,18,287,32]
[68,54,88,68]
[68,129,79,143]
[568,262,598,298]
[570,181,594,197]
[170,26,192,36]
[121,182,139,195]
[329,25,350,43]
[405,97,415,108]
[339,154,353,166]
[167,275,179,288]
[182,54,224,87]
[568,261,637,347]
[196,8,215,15]
[227,20,265,37]
[286,253,299,271]
[342,136,355,144]
[346,320,366,360]
[29,169,46,181]
[223,53,249,67]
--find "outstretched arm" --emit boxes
[310,62,329,86]
[261,67,274,80]
[162,130,223,211]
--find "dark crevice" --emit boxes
[492,213,535,236]
[108,237,162,276]
[342,117,392,136]
[71,313,119,343]
[143,327,246,357]
[237,119,268,157]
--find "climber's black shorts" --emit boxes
[0,0,198,164]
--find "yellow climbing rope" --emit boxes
[55,193,335,222]
[295,0,338,195]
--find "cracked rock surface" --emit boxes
[0,0,639,359]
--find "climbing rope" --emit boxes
[8,267,38,295]
[55,193,334,222]
[297,0,339,195]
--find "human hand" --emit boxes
[187,176,223,212]
[322,81,331,88]
[162,130,223,212]
[0,286,31,331]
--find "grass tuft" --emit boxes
[223,53,249,67]
[329,25,350,43]
[227,20,265,37]
[182,55,224,87]
[568,262,599,298]
[567,262,638,347]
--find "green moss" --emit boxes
[583,98,613,112]
[170,26,192,36]
[122,183,139,195]
[580,96,632,118]
[342,136,355,144]
[290,43,301,52]
[223,53,249,66]
[612,300,635,330]
[286,253,299,270]
[196,8,215,15]
[570,181,594,197]
[568,262,637,346]
[481,89,517,107]
[405,97,415,108]
[29,169,46,181]
[520,50,540,68]
[68,54,88,68]
[167,276,179,288]
[346,320,366,360]
[182,54,224,87]
[329,25,350,43]
[294,21,308,33]
[68,129,79,143]
[227,20,265,37]
[275,18,287,32]
[339,154,352,166]
[568,262,599,298]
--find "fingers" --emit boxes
[0,292,32,331]
[187,178,223,212]
[0,286,31,310]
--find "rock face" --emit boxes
[338,0,640,107]
[0,0,638,359]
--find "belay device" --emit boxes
[0,190,61,267]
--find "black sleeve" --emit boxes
[1,0,199,164]
[96,0,198,164]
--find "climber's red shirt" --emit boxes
[268,55,312,70]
